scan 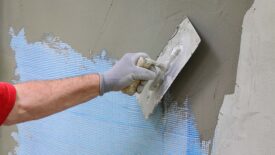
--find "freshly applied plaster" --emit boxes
[10,29,209,155]
[139,18,201,118]
[212,0,275,154]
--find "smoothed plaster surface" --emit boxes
[212,0,275,154]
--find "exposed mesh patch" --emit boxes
[10,28,209,155]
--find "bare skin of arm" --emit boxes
[3,74,100,125]
[2,53,156,126]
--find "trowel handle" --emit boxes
[122,57,153,95]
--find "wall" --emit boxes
[212,0,275,154]
[0,0,254,154]
[0,0,18,154]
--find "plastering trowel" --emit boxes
[123,17,201,118]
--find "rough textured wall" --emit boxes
[212,0,275,154]
[0,0,253,154]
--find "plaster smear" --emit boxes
[10,28,209,155]
[212,0,275,154]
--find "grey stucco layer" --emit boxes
[212,0,275,154]
[0,1,18,155]
[0,0,253,154]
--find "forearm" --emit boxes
[3,52,156,126]
[4,74,100,125]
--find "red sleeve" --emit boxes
[0,82,16,125]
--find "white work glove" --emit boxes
[99,53,157,95]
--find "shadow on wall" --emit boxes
[169,0,254,142]
[170,31,220,138]
[171,31,220,102]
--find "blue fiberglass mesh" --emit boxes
[10,28,207,155]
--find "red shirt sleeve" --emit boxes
[0,82,16,125]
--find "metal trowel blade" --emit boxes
[137,17,201,118]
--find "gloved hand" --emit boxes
[99,53,157,95]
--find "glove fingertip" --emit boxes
[136,67,157,80]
